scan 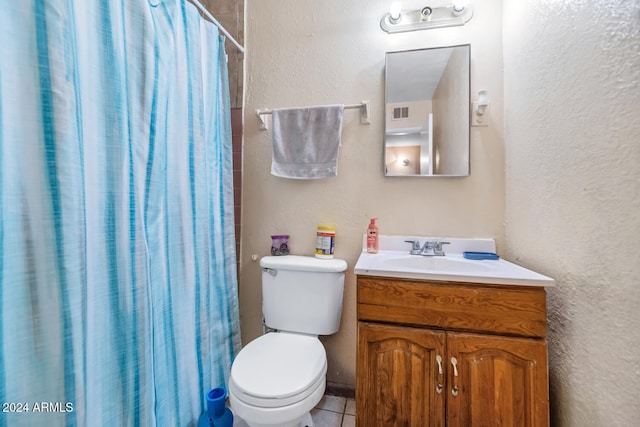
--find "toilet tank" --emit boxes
[260,255,347,335]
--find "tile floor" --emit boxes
[233,394,356,427]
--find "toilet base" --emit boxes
[229,378,324,427]
[236,411,313,427]
[300,412,313,427]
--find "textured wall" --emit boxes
[242,0,505,387]
[503,1,640,425]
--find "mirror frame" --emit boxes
[384,44,471,177]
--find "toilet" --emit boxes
[228,255,348,427]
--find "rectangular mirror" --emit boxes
[384,44,470,176]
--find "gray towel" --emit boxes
[271,105,344,179]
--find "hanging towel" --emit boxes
[271,104,345,179]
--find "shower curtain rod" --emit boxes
[191,0,245,54]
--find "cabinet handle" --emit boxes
[435,355,444,394]
[451,357,459,397]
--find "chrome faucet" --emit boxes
[405,240,422,255]
[404,240,450,256]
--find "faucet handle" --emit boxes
[433,241,451,255]
[404,240,421,255]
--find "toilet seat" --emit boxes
[229,333,327,408]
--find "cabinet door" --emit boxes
[446,332,549,427]
[357,322,446,427]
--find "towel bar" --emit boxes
[256,101,370,130]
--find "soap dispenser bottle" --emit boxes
[367,218,378,254]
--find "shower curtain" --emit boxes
[0,1,241,426]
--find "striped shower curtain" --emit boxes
[0,1,241,426]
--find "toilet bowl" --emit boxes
[228,333,327,427]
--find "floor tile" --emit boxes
[315,394,346,413]
[311,408,343,427]
[344,398,356,416]
[341,414,356,427]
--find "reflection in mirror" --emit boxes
[385,45,470,176]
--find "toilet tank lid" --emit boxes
[260,255,347,273]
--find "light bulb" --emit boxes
[389,2,402,23]
[452,2,466,16]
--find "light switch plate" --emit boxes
[471,102,489,127]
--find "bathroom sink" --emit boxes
[379,254,497,273]
[354,236,554,287]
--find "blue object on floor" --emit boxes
[463,251,500,260]
[198,387,234,427]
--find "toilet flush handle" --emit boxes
[262,268,277,277]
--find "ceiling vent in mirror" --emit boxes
[392,106,409,120]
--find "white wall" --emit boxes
[243,0,505,388]
[503,1,640,425]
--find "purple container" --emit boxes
[271,235,290,256]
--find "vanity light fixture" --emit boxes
[380,2,473,33]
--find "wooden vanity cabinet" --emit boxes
[356,276,549,427]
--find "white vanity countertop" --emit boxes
[354,236,555,287]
